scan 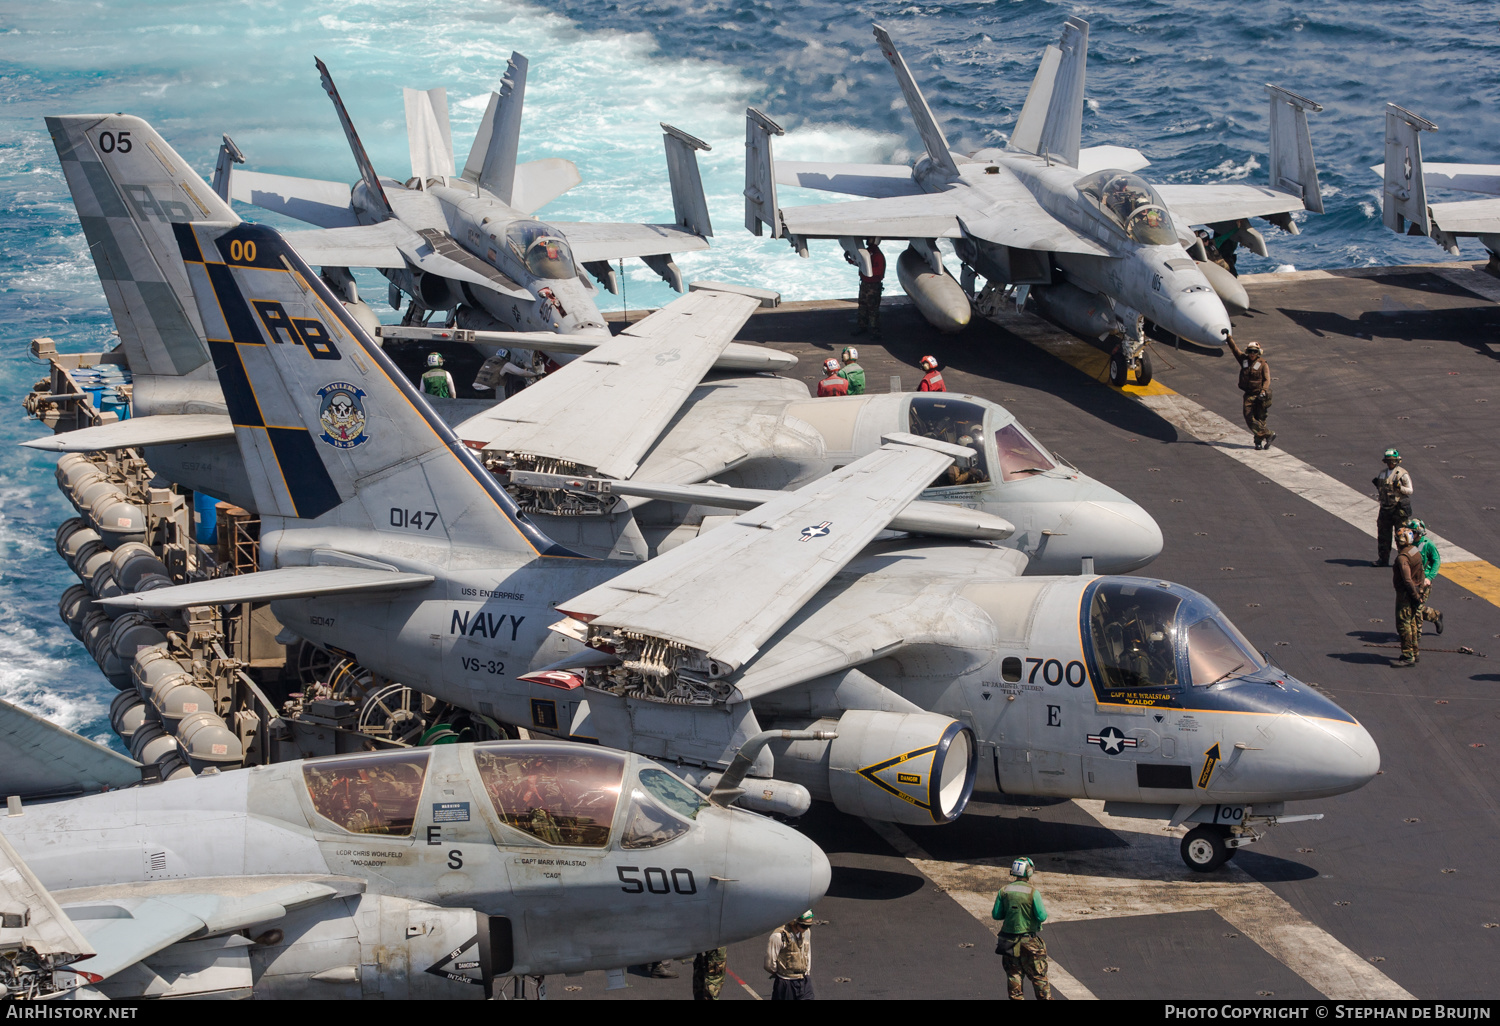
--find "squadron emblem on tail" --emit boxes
[317,382,369,448]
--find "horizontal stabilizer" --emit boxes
[230,170,358,229]
[510,158,582,215]
[775,160,923,199]
[281,223,407,268]
[21,414,234,452]
[98,565,435,610]
[0,696,140,800]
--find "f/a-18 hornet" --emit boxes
[226,53,713,339]
[0,699,827,999]
[745,19,1326,385]
[82,187,1379,874]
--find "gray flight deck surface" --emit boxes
[517,263,1499,1000]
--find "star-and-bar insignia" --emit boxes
[799,521,832,542]
[1086,726,1138,755]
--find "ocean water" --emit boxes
[2,0,1497,744]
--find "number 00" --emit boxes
[229,239,257,263]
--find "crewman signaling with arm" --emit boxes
[992,857,1050,1000]
[851,238,885,339]
[918,355,946,392]
[837,346,866,395]
[1392,526,1426,667]
[817,358,850,397]
[1226,338,1274,449]
[1373,448,1414,566]
[765,910,816,1000]
[420,352,456,399]
[1407,518,1444,635]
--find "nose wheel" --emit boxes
[1180,824,1236,872]
[1108,345,1154,388]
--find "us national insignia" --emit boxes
[317,382,369,449]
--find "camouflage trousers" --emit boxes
[1397,594,1422,660]
[1376,501,1411,564]
[693,947,727,1000]
[1000,933,1051,1000]
[857,279,883,333]
[1242,394,1272,441]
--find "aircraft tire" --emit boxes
[1180,825,1231,872]
[1136,349,1153,386]
[1108,348,1129,388]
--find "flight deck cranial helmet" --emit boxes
[1384,448,1401,462]
[1408,518,1427,536]
[842,346,858,362]
[920,355,939,372]
[1010,857,1035,880]
[426,352,444,368]
[824,358,841,374]
[1245,341,1263,354]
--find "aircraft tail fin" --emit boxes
[1381,102,1436,236]
[661,123,713,239]
[171,219,575,558]
[314,57,395,221]
[404,86,456,180]
[462,52,528,204]
[1267,84,1326,215]
[1008,44,1063,156]
[1033,16,1088,167]
[45,114,236,381]
[872,25,959,177]
[744,108,784,238]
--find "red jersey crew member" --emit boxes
[918,355,946,392]
[818,358,850,397]
[851,238,885,339]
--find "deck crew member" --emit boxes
[1408,518,1444,634]
[1392,526,1426,667]
[420,352,455,399]
[838,346,866,395]
[1373,448,1414,566]
[693,947,727,1000]
[818,358,850,397]
[765,910,816,1000]
[1226,338,1273,449]
[992,857,1050,1000]
[918,355,946,392]
[851,238,885,339]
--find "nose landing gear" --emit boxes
[1180,824,1236,872]
[1108,343,1153,388]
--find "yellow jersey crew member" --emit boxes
[420,352,455,399]
[765,910,815,1000]
[992,857,1050,1000]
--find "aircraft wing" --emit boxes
[97,565,436,611]
[775,161,924,198]
[1370,162,1500,197]
[0,832,95,972]
[1427,197,1500,235]
[1153,183,1305,227]
[21,414,235,453]
[556,222,711,263]
[230,170,359,228]
[0,696,140,800]
[281,221,533,299]
[458,289,761,478]
[555,436,968,675]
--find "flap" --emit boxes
[97,565,435,611]
[22,414,235,453]
[1428,197,1500,235]
[775,161,925,198]
[557,222,711,263]
[1153,183,1305,227]
[231,170,358,229]
[555,441,956,674]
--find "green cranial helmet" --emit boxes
[1010,856,1035,880]
[796,910,815,925]
[1384,448,1401,461]
[1407,518,1427,535]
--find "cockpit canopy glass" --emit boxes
[908,395,991,487]
[1075,169,1178,246]
[303,750,430,837]
[504,221,576,280]
[474,744,624,848]
[994,423,1056,481]
[1186,615,1264,686]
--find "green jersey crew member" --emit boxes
[992,857,1050,1000]
[1407,518,1444,635]
[838,346,866,395]
[420,352,455,399]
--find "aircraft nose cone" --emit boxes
[1079,499,1164,574]
[719,814,831,941]
[1163,289,1233,348]
[1304,716,1381,797]
[1208,700,1380,802]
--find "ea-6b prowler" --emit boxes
[746,20,1326,385]
[0,700,827,999]
[95,207,1377,870]
[227,54,713,338]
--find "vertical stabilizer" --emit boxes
[745,108,783,237]
[46,114,237,379]
[1267,84,1326,215]
[404,86,455,180]
[661,123,713,239]
[872,25,959,177]
[462,52,528,204]
[1035,16,1088,167]
[171,220,574,557]
[315,57,395,221]
[1008,44,1062,155]
[1381,102,1437,237]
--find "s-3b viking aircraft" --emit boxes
[0,699,828,999]
[746,19,1326,386]
[87,197,1379,872]
[226,53,712,339]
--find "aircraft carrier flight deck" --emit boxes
[530,262,1500,1001]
